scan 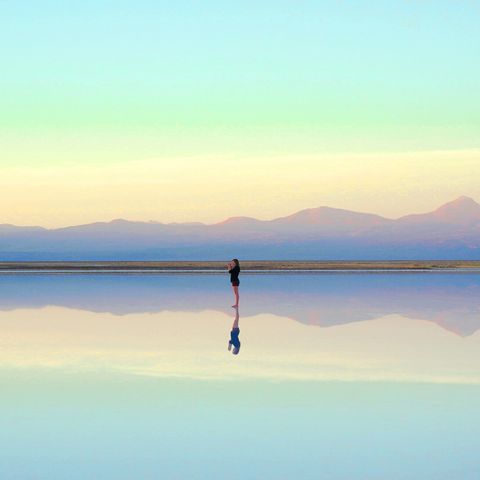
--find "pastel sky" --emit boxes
[1,1,479,227]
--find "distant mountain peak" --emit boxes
[271,205,390,226]
[436,195,479,210]
[215,216,262,225]
[433,196,480,220]
[109,218,130,224]
[398,196,480,224]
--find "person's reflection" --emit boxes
[228,306,241,355]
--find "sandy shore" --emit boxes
[0,260,479,271]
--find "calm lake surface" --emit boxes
[1,272,479,479]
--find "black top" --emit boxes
[228,265,240,283]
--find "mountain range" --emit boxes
[1,196,480,260]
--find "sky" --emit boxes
[1,0,479,227]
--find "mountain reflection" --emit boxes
[0,273,479,336]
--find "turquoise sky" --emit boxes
[1,0,479,166]
[1,1,479,226]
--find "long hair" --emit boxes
[232,258,240,270]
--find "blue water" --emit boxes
[0,273,479,479]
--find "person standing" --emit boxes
[226,258,240,307]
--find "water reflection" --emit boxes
[0,273,479,480]
[0,273,479,383]
[228,306,241,355]
[0,273,479,335]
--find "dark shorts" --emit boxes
[231,280,240,287]
[230,328,240,348]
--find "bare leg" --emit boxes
[232,306,240,328]
[231,285,239,307]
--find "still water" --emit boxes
[0,273,479,479]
